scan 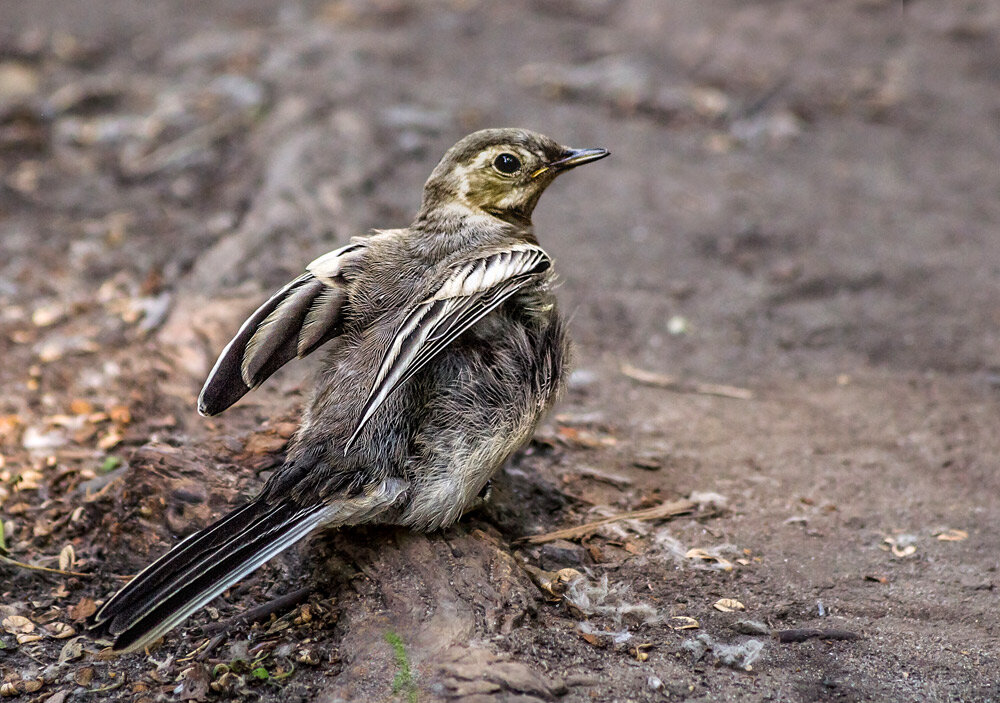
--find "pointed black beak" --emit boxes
[533,147,610,177]
[550,147,610,171]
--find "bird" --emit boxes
[89,128,609,653]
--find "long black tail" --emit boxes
[90,498,328,652]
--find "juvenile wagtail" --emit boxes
[91,128,609,652]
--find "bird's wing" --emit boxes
[197,240,367,416]
[346,243,552,451]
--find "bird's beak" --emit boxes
[532,147,610,178]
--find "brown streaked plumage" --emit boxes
[89,128,609,652]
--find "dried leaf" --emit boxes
[551,568,582,593]
[2,615,35,634]
[74,668,95,687]
[265,619,291,634]
[713,598,746,613]
[936,529,968,542]
[68,597,97,621]
[524,565,583,600]
[631,643,653,661]
[32,303,65,327]
[16,632,43,644]
[14,468,44,490]
[58,637,84,663]
[883,536,918,558]
[0,415,22,446]
[176,664,211,700]
[668,616,700,630]
[555,425,617,449]
[296,648,320,665]
[97,431,122,451]
[108,405,131,425]
[684,548,734,571]
[46,622,75,639]
[69,399,94,415]
[58,544,75,572]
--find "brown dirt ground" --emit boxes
[2,1,999,701]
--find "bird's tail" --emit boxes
[90,498,329,653]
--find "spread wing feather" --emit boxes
[197,242,364,416]
[345,245,551,451]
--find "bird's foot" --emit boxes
[462,480,493,516]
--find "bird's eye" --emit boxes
[492,152,522,175]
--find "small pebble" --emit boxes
[539,539,586,570]
[731,619,770,636]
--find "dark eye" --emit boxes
[493,152,521,175]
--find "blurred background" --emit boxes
[1,1,999,700]
[2,1,999,387]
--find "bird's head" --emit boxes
[418,128,609,226]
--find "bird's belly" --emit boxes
[395,309,566,531]
[398,392,541,532]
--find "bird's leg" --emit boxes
[461,480,493,516]
[478,479,493,502]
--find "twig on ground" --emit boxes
[775,628,862,643]
[621,363,754,400]
[1,554,92,578]
[201,586,312,635]
[566,466,633,488]
[197,634,227,661]
[518,499,696,545]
